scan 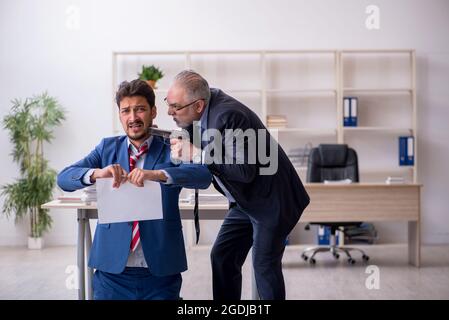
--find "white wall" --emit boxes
[1,0,448,246]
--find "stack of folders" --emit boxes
[58,195,83,203]
[187,192,227,204]
[80,185,97,204]
[58,186,97,204]
[386,176,405,184]
[343,97,358,127]
[267,115,287,128]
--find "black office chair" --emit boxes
[301,144,370,265]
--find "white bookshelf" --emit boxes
[339,50,417,183]
[112,49,417,184]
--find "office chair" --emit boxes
[301,144,370,265]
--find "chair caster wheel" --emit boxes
[348,258,356,265]
[309,258,316,265]
[301,253,308,261]
[332,253,340,259]
[362,255,370,261]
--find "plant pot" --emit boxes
[28,236,44,250]
[145,80,157,89]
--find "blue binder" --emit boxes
[399,136,414,166]
[343,97,351,127]
[350,97,358,127]
[343,97,358,127]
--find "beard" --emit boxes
[127,130,148,141]
[126,120,151,141]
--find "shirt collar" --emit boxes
[127,135,153,154]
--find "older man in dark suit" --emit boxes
[166,70,310,300]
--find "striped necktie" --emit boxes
[129,142,149,252]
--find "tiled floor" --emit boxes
[1,244,448,299]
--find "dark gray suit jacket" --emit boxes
[199,88,310,234]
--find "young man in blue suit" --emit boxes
[167,70,310,300]
[57,79,211,300]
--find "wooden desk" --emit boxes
[305,183,421,268]
[179,183,422,267]
[42,182,421,300]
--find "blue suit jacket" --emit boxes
[57,135,212,276]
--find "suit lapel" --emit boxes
[116,137,130,172]
[144,136,164,169]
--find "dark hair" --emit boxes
[115,79,155,108]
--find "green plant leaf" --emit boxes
[1,92,66,238]
[138,64,164,81]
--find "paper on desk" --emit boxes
[323,179,352,184]
[96,178,163,224]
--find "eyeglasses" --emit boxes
[164,97,203,111]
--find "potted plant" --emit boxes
[138,65,164,89]
[1,93,66,249]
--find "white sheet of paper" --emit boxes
[96,178,163,224]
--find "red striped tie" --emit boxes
[129,142,149,252]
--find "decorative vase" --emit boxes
[28,236,44,250]
[146,80,157,89]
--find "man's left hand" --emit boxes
[128,169,167,187]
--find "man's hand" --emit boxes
[128,169,167,187]
[128,168,146,187]
[91,164,127,188]
[170,139,201,163]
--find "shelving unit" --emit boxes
[112,49,417,184]
[339,50,417,183]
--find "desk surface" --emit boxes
[305,182,422,188]
[42,183,422,268]
[42,183,421,222]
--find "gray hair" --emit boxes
[173,70,211,105]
